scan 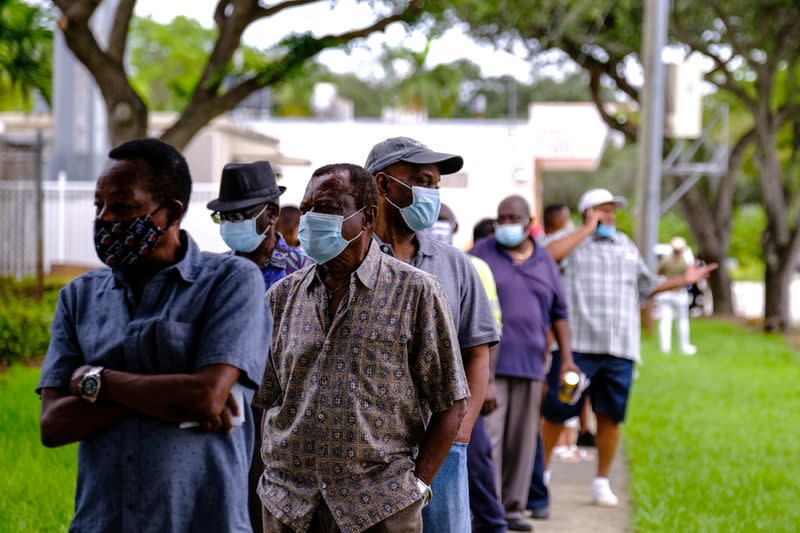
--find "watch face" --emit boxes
[81,377,99,397]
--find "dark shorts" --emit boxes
[542,351,634,423]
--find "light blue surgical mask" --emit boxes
[495,223,527,248]
[298,207,366,264]
[220,204,270,252]
[384,174,441,232]
[419,220,455,245]
[596,223,617,239]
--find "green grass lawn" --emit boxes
[626,319,800,533]
[1,319,797,532]
[0,366,76,533]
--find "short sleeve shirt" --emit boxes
[37,232,271,533]
[470,237,568,380]
[544,229,663,361]
[374,233,500,350]
[254,241,468,533]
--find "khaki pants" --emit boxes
[262,499,423,533]
[485,377,544,521]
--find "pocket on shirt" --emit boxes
[154,320,196,373]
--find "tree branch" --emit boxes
[253,0,322,20]
[714,126,756,217]
[560,37,640,102]
[52,0,101,23]
[588,69,637,142]
[107,0,136,63]
[162,3,421,148]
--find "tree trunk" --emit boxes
[706,259,733,315]
[754,122,797,332]
[106,97,149,147]
[677,178,735,315]
[763,242,792,332]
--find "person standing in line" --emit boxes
[365,137,500,533]
[276,205,302,247]
[470,195,577,532]
[541,188,717,506]
[38,139,270,533]
[656,236,697,355]
[256,163,469,532]
[425,204,508,533]
[207,160,308,531]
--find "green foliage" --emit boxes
[128,16,215,111]
[627,319,800,532]
[729,204,767,281]
[0,277,63,366]
[0,0,53,107]
[0,365,76,531]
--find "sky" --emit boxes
[133,0,538,82]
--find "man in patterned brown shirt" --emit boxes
[254,163,470,533]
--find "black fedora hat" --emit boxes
[207,161,286,212]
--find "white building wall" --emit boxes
[246,119,537,249]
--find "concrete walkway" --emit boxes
[524,447,632,533]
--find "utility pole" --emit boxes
[635,0,670,270]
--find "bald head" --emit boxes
[497,195,532,225]
[439,203,457,230]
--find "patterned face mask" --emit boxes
[93,205,166,268]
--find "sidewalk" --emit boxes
[526,447,632,532]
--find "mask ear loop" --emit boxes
[381,173,412,212]
[342,205,367,244]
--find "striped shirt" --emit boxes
[543,229,663,362]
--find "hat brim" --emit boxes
[206,186,285,212]
[401,150,464,175]
[582,195,627,213]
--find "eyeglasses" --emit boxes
[210,203,270,224]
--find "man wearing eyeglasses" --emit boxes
[208,161,308,292]
[207,160,308,531]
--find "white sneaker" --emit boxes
[592,478,619,507]
[680,345,697,356]
[543,469,551,487]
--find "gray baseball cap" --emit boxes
[365,137,464,175]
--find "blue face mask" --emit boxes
[384,174,441,232]
[419,220,455,245]
[220,204,269,253]
[495,223,527,248]
[298,207,365,264]
[596,223,617,239]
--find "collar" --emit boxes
[493,235,543,264]
[113,230,200,285]
[372,232,437,259]
[267,233,292,269]
[304,239,381,294]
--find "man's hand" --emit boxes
[559,357,581,385]
[198,393,240,434]
[685,262,718,284]
[583,207,603,230]
[481,378,498,416]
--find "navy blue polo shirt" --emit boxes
[470,237,568,381]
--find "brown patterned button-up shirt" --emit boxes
[254,241,469,533]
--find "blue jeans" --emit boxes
[422,442,470,533]
[527,430,549,511]
[468,416,507,533]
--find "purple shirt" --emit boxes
[470,237,568,381]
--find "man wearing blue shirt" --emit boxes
[37,139,271,533]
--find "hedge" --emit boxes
[0,277,64,365]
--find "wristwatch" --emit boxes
[415,477,432,507]
[78,366,105,403]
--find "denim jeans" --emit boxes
[422,442,470,533]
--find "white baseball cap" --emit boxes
[577,188,628,214]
